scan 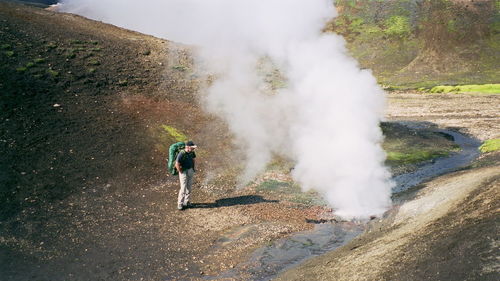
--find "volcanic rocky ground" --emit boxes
[1,2,499,281]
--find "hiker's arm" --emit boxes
[175,151,184,173]
[175,161,182,173]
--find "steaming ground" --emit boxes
[58,0,393,219]
[1,2,499,281]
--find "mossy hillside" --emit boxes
[479,139,500,153]
[328,1,419,78]
[329,0,499,87]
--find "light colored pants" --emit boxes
[177,168,194,207]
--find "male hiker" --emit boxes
[175,141,197,210]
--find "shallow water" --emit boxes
[207,123,481,281]
[207,222,363,281]
[392,127,481,193]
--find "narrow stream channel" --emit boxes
[207,122,481,281]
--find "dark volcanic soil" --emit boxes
[0,3,323,280]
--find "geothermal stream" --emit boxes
[207,122,481,281]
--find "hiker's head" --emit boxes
[185,141,197,152]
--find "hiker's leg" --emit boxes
[184,168,194,205]
[177,171,188,207]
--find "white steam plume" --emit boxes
[59,0,393,219]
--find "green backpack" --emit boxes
[167,142,185,175]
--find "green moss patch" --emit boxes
[16,67,27,73]
[88,59,100,66]
[172,65,188,72]
[47,69,59,77]
[427,84,500,94]
[65,52,76,59]
[161,125,187,142]
[382,122,460,169]
[479,139,500,153]
[256,180,291,191]
[384,15,411,38]
[34,58,46,64]
[387,150,449,164]
[4,50,15,57]
[255,180,324,206]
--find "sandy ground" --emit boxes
[386,91,500,141]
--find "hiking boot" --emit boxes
[177,205,184,210]
[183,202,192,209]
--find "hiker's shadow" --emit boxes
[190,195,278,209]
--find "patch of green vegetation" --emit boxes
[349,16,365,33]
[89,40,99,45]
[4,50,15,57]
[47,69,59,77]
[386,150,449,164]
[16,67,27,73]
[427,84,500,94]
[69,39,85,45]
[256,180,291,191]
[117,79,128,86]
[363,24,383,36]
[384,15,411,38]
[172,65,188,71]
[479,139,500,153]
[382,122,461,168]
[65,52,76,59]
[491,20,500,34]
[88,59,100,66]
[161,125,188,142]
[87,68,96,74]
[1,44,11,50]
[287,192,324,206]
[447,19,457,33]
[34,58,46,64]
[255,180,325,206]
[90,47,102,52]
[25,62,35,68]
[382,82,441,91]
